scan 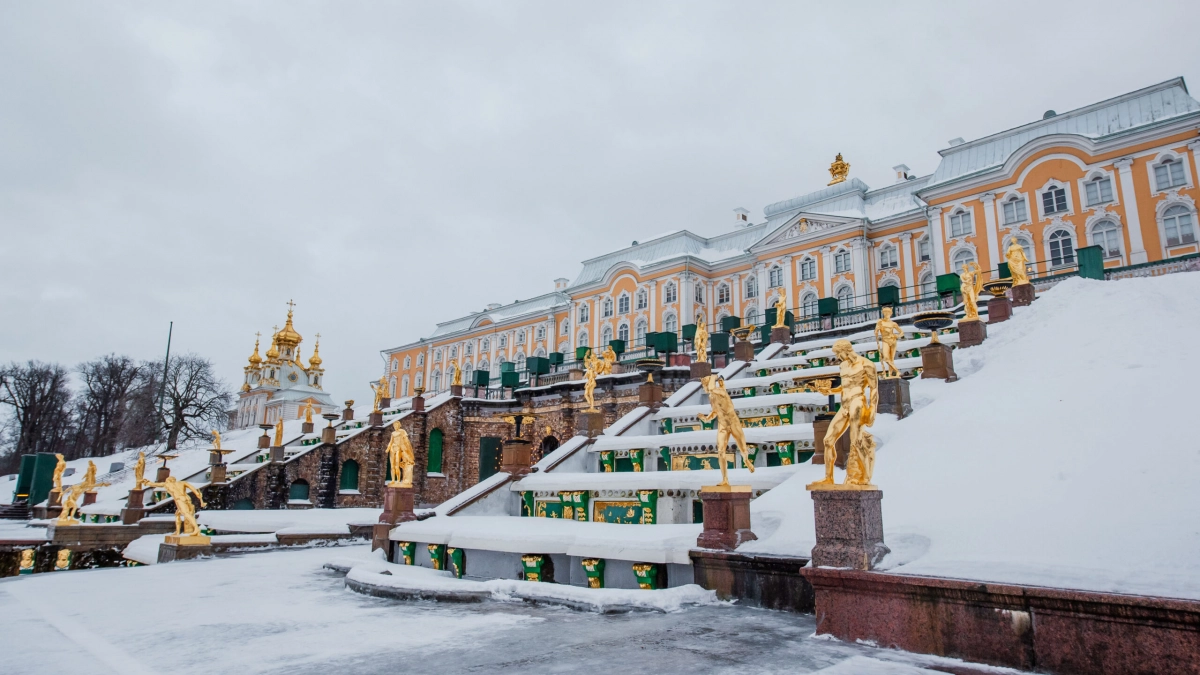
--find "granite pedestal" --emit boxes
[321,425,336,443]
[258,433,270,449]
[876,377,912,419]
[342,407,355,421]
[987,295,1013,323]
[810,489,889,570]
[638,382,663,409]
[209,464,227,484]
[450,385,463,397]
[689,361,712,380]
[121,489,147,525]
[410,397,425,413]
[696,485,757,551]
[374,486,417,551]
[770,326,792,345]
[301,422,314,434]
[269,446,285,462]
[957,319,987,348]
[575,411,605,438]
[156,466,171,481]
[812,414,850,468]
[369,411,384,427]
[734,340,755,362]
[379,397,391,409]
[919,342,958,381]
[82,492,98,506]
[1011,282,1035,306]
[500,439,533,477]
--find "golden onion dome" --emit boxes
[307,336,323,367]
[275,308,303,349]
[248,336,263,365]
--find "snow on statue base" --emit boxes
[810,489,889,570]
[957,319,987,348]
[696,484,757,551]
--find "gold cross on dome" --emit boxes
[286,299,296,311]
[255,331,261,340]
[315,333,321,341]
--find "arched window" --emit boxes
[636,288,648,309]
[834,250,851,273]
[664,313,678,334]
[799,257,817,281]
[919,272,935,298]
[427,429,444,474]
[951,249,976,272]
[664,282,677,304]
[768,266,783,288]
[463,360,472,375]
[417,353,424,367]
[1048,230,1075,267]
[388,378,396,397]
[577,331,588,349]
[744,305,758,324]
[415,373,423,389]
[401,375,409,397]
[1090,220,1122,258]
[1163,205,1196,246]
[879,246,898,269]
[578,304,589,323]
[880,278,900,289]
[560,319,569,335]
[339,460,359,491]
[949,209,973,237]
[835,286,854,309]
[694,284,704,304]
[717,284,731,304]
[1002,195,1028,225]
[635,320,648,347]
[534,348,546,357]
[431,370,441,392]
[745,275,758,299]
[617,294,630,314]
[449,346,457,358]
[516,353,526,371]
[1042,185,1068,214]
[801,292,819,317]
[1155,158,1187,190]
[601,326,613,345]
[499,335,507,348]
[1085,174,1114,206]
[403,356,411,369]
[535,326,545,340]
[617,323,629,342]
[482,338,490,351]
[478,359,489,375]
[495,356,507,376]
[289,479,310,502]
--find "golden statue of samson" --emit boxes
[808,339,879,490]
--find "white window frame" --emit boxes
[578,304,589,323]
[1045,228,1076,268]
[948,208,974,238]
[602,298,613,318]
[617,293,630,315]
[601,325,613,345]
[800,291,819,317]
[744,275,758,299]
[834,284,854,309]
[617,323,629,342]
[717,283,730,304]
[798,257,817,281]
[1159,203,1198,248]
[694,284,704,304]
[768,266,783,288]
[917,236,931,262]
[635,288,648,310]
[1088,219,1123,259]
[1148,153,1192,195]
[950,248,976,272]
[663,312,678,334]
[1036,180,1073,219]
[663,282,677,304]
[833,249,851,273]
[878,245,898,269]
[1081,171,1115,208]
[1000,194,1029,226]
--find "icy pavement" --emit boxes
[0,545,1023,674]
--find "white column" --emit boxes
[732,275,742,318]
[780,255,794,310]
[755,263,769,315]
[706,281,715,326]
[926,207,946,275]
[1114,158,1148,264]
[851,237,868,302]
[980,192,1002,272]
[820,245,833,297]
[590,296,598,349]
[682,273,695,328]
[898,232,915,297]
[648,280,658,332]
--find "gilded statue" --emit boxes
[145,476,207,537]
[211,430,222,450]
[451,362,463,387]
[371,376,388,411]
[56,460,109,525]
[304,401,314,424]
[133,451,147,490]
[583,350,599,412]
[960,260,983,321]
[600,346,617,376]
[808,340,879,490]
[827,153,850,186]
[385,421,415,488]
[874,306,904,379]
[51,453,65,494]
[697,375,756,486]
[55,549,71,571]
[772,291,788,329]
[19,548,34,572]
[1006,238,1031,286]
[273,419,284,447]
[693,317,709,362]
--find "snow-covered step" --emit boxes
[590,423,814,452]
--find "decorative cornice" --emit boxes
[1113,157,1134,172]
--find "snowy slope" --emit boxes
[744,273,1200,600]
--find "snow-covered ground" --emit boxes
[0,546,1023,675]
[745,274,1200,600]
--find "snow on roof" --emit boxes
[762,178,871,218]
[569,225,767,288]
[926,77,1200,190]
[426,292,569,339]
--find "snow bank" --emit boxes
[197,507,381,533]
[744,274,1200,600]
[344,558,720,613]
[123,534,166,565]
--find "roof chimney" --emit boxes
[892,164,911,184]
[947,137,965,147]
[554,278,568,291]
[733,207,751,228]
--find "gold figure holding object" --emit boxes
[371,376,388,411]
[51,453,66,494]
[874,307,904,379]
[304,402,314,424]
[273,419,284,447]
[451,362,463,387]
[385,421,415,488]
[211,430,222,450]
[1006,238,1031,286]
[145,476,207,538]
[807,340,879,490]
[697,375,756,486]
[960,261,983,321]
[599,346,617,375]
[693,317,709,362]
[827,153,850,185]
[56,461,110,525]
[133,452,147,490]
[773,291,788,329]
[583,350,599,412]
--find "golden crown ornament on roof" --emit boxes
[827,153,850,185]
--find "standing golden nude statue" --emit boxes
[827,153,850,185]
[960,261,984,321]
[451,362,463,387]
[385,421,415,488]
[1006,238,1031,286]
[56,460,110,525]
[273,419,284,447]
[51,453,66,494]
[773,291,788,329]
[304,401,314,424]
[371,376,388,411]
[874,306,905,379]
[145,476,207,538]
[582,350,599,412]
[133,452,147,490]
[697,375,756,486]
[211,430,222,450]
[808,340,880,490]
[693,316,709,362]
[600,346,617,375]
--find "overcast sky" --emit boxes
[2,1,1198,403]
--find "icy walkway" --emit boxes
[0,546,1025,675]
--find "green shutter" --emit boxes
[339,460,359,491]
[288,480,310,501]
[428,429,444,474]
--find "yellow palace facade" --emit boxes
[383,77,1200,396]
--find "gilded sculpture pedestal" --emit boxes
[450,385,463,397]
[639,382,663,409]
[919,343,958,382]
[269,445,285,462]
[689,361,712,381]
[987,295,1013,323]
[500,439,533,477]
[876,377,912,419]
[1011,283,1035,307]
[957,319,987,348]
[734,339,755,362]
[770,326,792,345]
[696,484,757,551]
[368,411,384,427]
[121,488,147,525]
[374,485,416,552]
[810,489,889,570]
[575,411,605,438]
[301,422,314,434]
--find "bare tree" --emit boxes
[72,354,143,458]
[0,361,75,471]
[149,354,232,450]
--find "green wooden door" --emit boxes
[479,437,502,481]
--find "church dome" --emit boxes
[307,337,323,367]
[275,308,303,349]
[248,337,263,366]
